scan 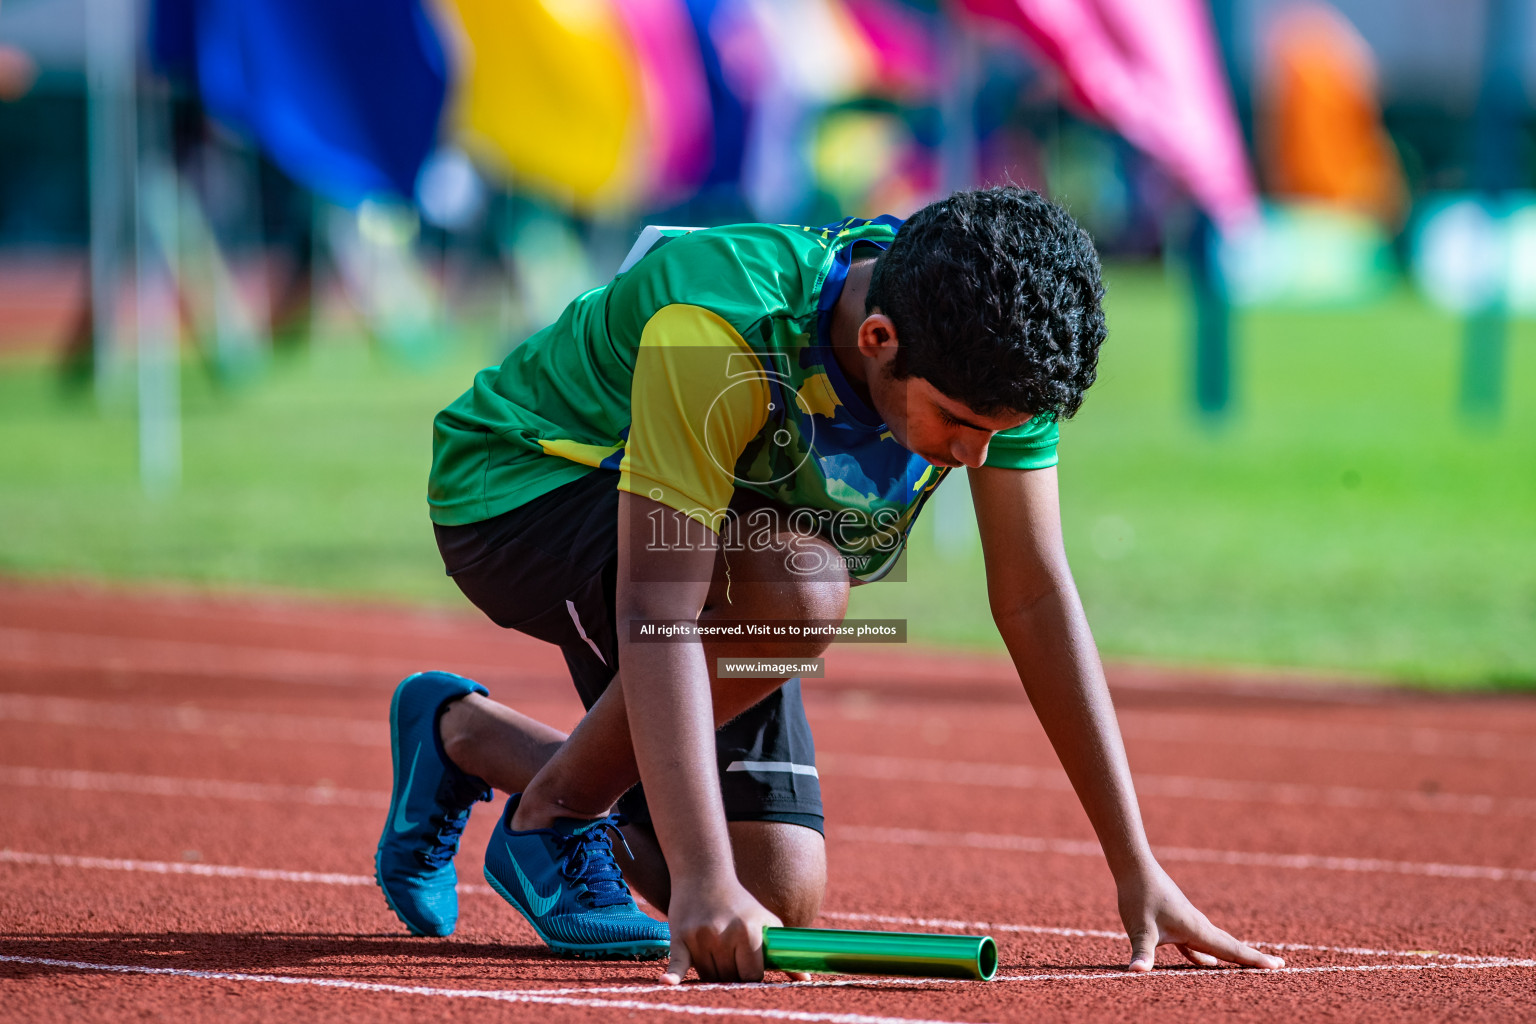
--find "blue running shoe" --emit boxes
[483,793,671,959]
[375,671,492,937]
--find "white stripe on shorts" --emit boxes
[565,600,608,667]
[725,760,820,778]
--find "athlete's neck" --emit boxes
[829,258,877,409]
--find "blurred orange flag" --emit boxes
[1260,3,1406,225]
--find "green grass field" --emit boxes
[1,266,1532,686]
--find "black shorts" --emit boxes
[433,469,824,833]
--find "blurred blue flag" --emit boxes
[681,0,752,192]
[151,0,447,205]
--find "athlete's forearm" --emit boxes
[616,490,741,890]
[620,634,737,886]
[993,584,1156,881]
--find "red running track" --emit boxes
[1,578,1533,1023]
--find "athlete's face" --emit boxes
[868,361,1035,469]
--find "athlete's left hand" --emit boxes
[1116,862,1285,972]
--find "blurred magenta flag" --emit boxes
[843,0,940,98]
[613,0,714,200]
[959,0,1256,228]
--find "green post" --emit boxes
[1190,212,1231,417]
[1191,0,1242,420]
[1460,304,1506,421]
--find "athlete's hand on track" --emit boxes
[1117,863,1285,972]
[661,876,802,984]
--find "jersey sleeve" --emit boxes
[618,304,770,530]
[982,416,1060,471]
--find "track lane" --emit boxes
[2,579,1533,1022]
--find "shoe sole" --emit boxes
[374,848,439,938]
[483,866,670,960]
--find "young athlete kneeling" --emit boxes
[373,186,1285,982]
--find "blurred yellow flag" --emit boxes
[442,0,644,209]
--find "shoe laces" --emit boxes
[556,816,635,909]
[418,769,491,869]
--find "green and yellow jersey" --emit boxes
[429,216,1058,582]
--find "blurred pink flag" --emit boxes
[612,0,714,199]
[960,0,1256,228]
[843,0,941,97]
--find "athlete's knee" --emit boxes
[730,821,827,928]
[788,546,850,623]
[715,536,849,618]
[770,575,847,646]
[759,870,826,928]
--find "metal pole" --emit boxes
[85,0,135,401]
[931,12,981,562]
[1462,0,1524,423]
[938,15,978,196]
[135,77,182,495]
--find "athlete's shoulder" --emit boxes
[623,221,833,278]
[606,223,822,333]
[610,216,903,325]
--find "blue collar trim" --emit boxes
[814,217,901,429]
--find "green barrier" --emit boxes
[763,926,998,981]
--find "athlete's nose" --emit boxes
[952,438,989,469]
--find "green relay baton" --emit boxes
[762,926,998,981]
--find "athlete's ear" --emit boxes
[855,313,898,361]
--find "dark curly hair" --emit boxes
[866,186,1106,420]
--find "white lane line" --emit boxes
[11,760,1536,887]
[0,766,387,809]
[12,692,1534,768]
[11,758,1536,887]
[13,737,1530,829]
[816,702,1536,764]
[836,826,1536,884]
[0,956,977,1024]
[5,704,1526,821]
[1,849,375,886]
[817,912,1525,967]
[406,957,1536,996]
[818,753,1536,818]
[0,849,495,896]
[2,952,1533,1012]
[0,627,516,687]
[6,849,1528,970]
[0,694,388,746]
[1118,712,1536,763]
[7,619,1531,765]
[7,698,1531,821]
[997,961,1536,980]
